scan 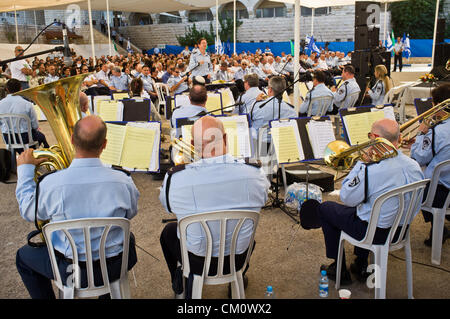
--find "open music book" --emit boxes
[100,121,160,172]
[180,115,251,159]
[270,120,305,164]
[306,120,335,159]
[96,100,124,122]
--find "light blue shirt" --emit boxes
[0,94,39,133]
[250,98,298,141]
[110,73,130,91]
[159,154,269,256]
[171,103,207,137]
[368,80,386,106]
[411,118,450,188]
[167,75,189,95]
[44,74,59,84]
[138,74,155,93]
[299,83,334,115]
[340,152,425,228]
[235,86,264,115]
[214,70,233,82]
[15,158,140,260]
[188,51,212,78]
[250,65,267,80]
[233,67,250,81]
[333,77,361,109]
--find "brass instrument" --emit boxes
[13,73,91,243]
[171,137,199,165]
[400,98,450,146]
[324,137,398,179]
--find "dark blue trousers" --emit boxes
[16,234,137,299]
[318,201,391,263]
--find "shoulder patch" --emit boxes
[348,175,360,188]
[244,158,262,168]
[338,89,345,95]
[112,165,131,176]
[422,136,431,150]
[167,164,186,176]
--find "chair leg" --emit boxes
[191,275,204,299]
[335,238,345,290]
[374,249,388,299]
[431,208,445,265]
[404,238,414,299]
[234,271,245,299]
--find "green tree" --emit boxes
[389,0,448,39]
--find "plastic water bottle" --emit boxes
[264,285,275,299]
[319,270,329,298]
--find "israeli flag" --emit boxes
[386,32,393,52]
[215,38,224,55]
[402,33,411,59]
[307,36,321,55]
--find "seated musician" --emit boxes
[331,65,361,114]
[364,65,392,106]
[129,77,150,99]
[159,115,270,297]
[15,115,139,299]
[410,83,450,246]
[171,84,208,136]
[299,70,334,117]
[300,118,424,284]
[0,79,49,149]
[214,62,233,82]
[234,74,264,115]
[167,66,189,95]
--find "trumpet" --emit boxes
[400,98,450,146]
[171,138,199,165]
[324,137,398,178]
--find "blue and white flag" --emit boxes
[402,33,411,59]
[307,35,321,55]
[386,32,393,52]
[215,38,224,55]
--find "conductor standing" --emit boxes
[393,37,404,72]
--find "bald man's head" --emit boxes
[72,115,107,156]
[189,85,207,106]
[371,118,400,146]
[79,92,89,113]
[191,116,227,158]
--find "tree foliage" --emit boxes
[389,0,448,39]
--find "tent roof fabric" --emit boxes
[272,0,406,9]
[0,0,233,13]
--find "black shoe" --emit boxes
[424,226,449,247]
[320,262,352,285]
[228,275,248,298]
[349,261,371,283]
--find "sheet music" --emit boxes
[205,92,222,115]
[175,94,190,108]
[220,88,235,111]
[92,95,111,113]
[219,115,251,158]
[343,111,385,145]
[306,120,336,159]
[100,123,127,166]
[181,125,193,145]
[371,105,396,121]
[120,126,155,171]
[97,100,123,121]
[113,92,130,100]
[127,122,160,171]
[270,120,304,164]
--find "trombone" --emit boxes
[400,98,450,146]
[171,137,199,165]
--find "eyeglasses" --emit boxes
[367,132,380,139]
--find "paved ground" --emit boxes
[0,68,448,300]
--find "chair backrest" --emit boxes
[0,113,38,150]
[422,159,450,210]
[307,96,334,117]
[347,91,360,109]
[178,210,260,282]
[360,179,429,247]
[42,217,130,298]
[155,83,169,105]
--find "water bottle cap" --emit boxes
[266,285,273,292]
[321,270,327,276]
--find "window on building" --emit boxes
[256,0,287,18]
[159,12,181,24]
[221,2,249,19]
[301,7,331,16]
[188,10,213,22]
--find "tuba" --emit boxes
[13,73,91,244]
[324,137,398,179]
[400,98,450,146]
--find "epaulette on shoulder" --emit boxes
[167,164,186,176]
[112,165,131,176]
[244,158,262,169]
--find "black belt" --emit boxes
[54,249,123,267]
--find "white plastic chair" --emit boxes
[307,96,334,117]
[178,210,260,299]
[0,113,39,170]
[335,179,429,299]
[421,159,450,265]
[42,217,132,299]
[347,91,360,109]
[154,82,170,114]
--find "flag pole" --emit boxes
[294,0,301,113]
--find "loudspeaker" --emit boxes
[355,1,378,27]
[436,18,446,44]
[352,50,371,77]
[368,26,380,48]
[371,50,391,77]
[355,26,370,50]
[433,43,450,69]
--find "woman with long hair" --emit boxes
[366,64,392,105]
